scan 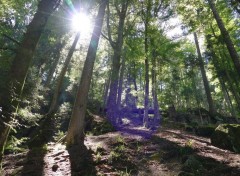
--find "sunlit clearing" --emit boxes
[71,12,92,35]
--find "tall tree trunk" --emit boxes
[143,31,150,127]
[66,0,107,147]
[0,0,60,165]
[44,42,64,86]
[115,54,126,124]
[107,51,121,123]
[206,34,237,117]
[220,77,237,117]
[133,63,138,92]
[151,53,160,124]
[225,70,240,110]
[102,72,111,110]
[117,54,126,109]
[191,68,203,122]
[143,0,151,128]
[107,1,129,125]
[132,63,138,107]
[102,49,113,110]
[48,32,80,115]
[193,32,216,115]
[28,33,81,148]
[210,25,240,106]
[208,0,240,77]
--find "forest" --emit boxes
[0,0,240,175]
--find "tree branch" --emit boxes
[2,34,20,45]
[101,32,110,41]
[0,47,16,52]
[154,0,164,17]
[106,2,116,48]
[115,2,121,15]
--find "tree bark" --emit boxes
[48,32,80,114]
[208,0,240,77]
[102,72,111,110]
[220,77,236,117]
[143,0,151,127]
[44,42,64,87]
[28,33,81,148]
[206,34,237,117]
[0,0,60,165]
[225,70,240,110]
[210,25,240,108]
[194,32,216,115]
[117,53,126,109]
[143,34,150,127]
[151,52,160,124]
[66,0,107,147]
[106,1,129,124]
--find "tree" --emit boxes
[206,34,239,117]
[0,0,60,165]
[142,0,151,127]
[66,0,107,147]
[48,32,80,115]
[207,0,240,77]
[27,32,81,148]
[106,0,129,125]
[151,40,161,123]
[44,41,66,86]
[194,32,216,115]
[116,49,126,115]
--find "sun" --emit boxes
[71,12,92,35]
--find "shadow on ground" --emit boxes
[68,143,96,176]
[147,132,240,176]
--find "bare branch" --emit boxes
[115,2,121,15]
[154,0,164,17]
[101,32,110,41]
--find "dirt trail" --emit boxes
[2,119,240,176]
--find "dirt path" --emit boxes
[2,119,240,176]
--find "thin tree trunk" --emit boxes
[206,34,237,117]
[66,0,107,147]
[221,77,236,117]
[143,32,150,127]
[133,63,138,92]
[225,70,240,110]
[103,72,111,110]
[208,0,240,77]
[117,56,125,108]
[0,0,60,165]
[210,26,240,108]
[45,42,64,86]
[133,63,138,107]
[48,32,80,114]
[28,33,80,148]
[210,24,240,89]
[194,32,216,116]
[151,53,160,124]
[107,1,129,125]
[117,54,126,108]
[143,0,151,128]
[107,52,121,123]
[115,54,126,124]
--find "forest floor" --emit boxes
[2,115,240,176]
